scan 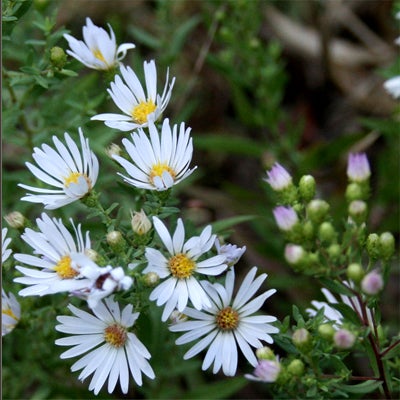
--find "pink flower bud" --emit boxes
[361,270,383,295]
[347,153,371,182]
[264,163,292,191]
[273,206,298,231]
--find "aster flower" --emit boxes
[215,238,246,267]
[306,283,374,330]
[346,153,371,183]
[113,119,196,191]
[69,253,133,309]
[55,296,155,395]
[91,61,175,131]
[18,129,99,210]
[169,267,279,376]
[264,163,292,191]
[2,227,12,263]
[273,206,299,231]
[13,213,93,296]
[361,270,383,295]
[2,289,21,336]
[63,17,135,71]
[143,216,228,322]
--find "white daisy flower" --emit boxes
[18,129,99,210]
[63,17,135,71]
[13,213,93,296]
[169,267,278,376]
[306,283,374,330]
[2,227,12,263]
[2,288,21,336]
[69,253,133,309]
[55,296,155,395]
[91,61,175,131]
[113,118,196,191]
[143,216,228,322]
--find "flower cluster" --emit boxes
[5,17,279,396]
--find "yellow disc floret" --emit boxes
[131,100,156,125]
[63,172,91,189]
[104,324,127,347]
[2,307,18,321]
[216,307,239,330]
[93,49,106,63]
[149,163,176,185]
[54,255,79,279]
[168,253,196,279]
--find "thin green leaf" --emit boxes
[210,215,256,233]
[334,380,383,394]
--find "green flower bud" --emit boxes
[143,272,160,287]
[256,346,276,361]
[366,233,380,260]
[299,175,316,202]
[106,231,126,253]
[318,222,337,243]
[302,220,314,240]
[292,328,312,352]
[327,244,341,260]
[348,200,368,224]
[34,0,50,11]
[105,143,122,159]
[379,232,395,260]
[346,263,364,284]
[4,211,27,229]
[50,46,67,69]
[318,323,335,341]
[345,183,363,202]
[306,200,330,223]
[287,359,305,376]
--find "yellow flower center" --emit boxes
[168,253,196,279]
[63,172,91,189]
[216,307,239,330]
[93,49,106,63]
[3,307,18,321]
[149,163,176,185]
[131,100,157,125]
[54,255,79,279]
[104,324,127,347]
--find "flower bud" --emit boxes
[348,200,368,224]
[345,183,364,202]
[256,346,275,361]
[105,143,122,159]
[4,211,26,229]
[318,323,335,340]
[334,328,356,349]
[85,249,100,262]
[318,222,337,243]
[379,232,395,260]
[347,153,371,183]
[361,270,383,295]
[264,163,292,191]
[284,244,306,266]
[287,359,305,376]
[131,209,152,235]
[346,263,364,284]
[273,206,299,231]
[327,244,341,260]
[366,233,380,260]
[169,310,188,325]
[298,175,316,202]
[302,220,314,240]
[106,230,126,253]
[306,200,330,223]
[143,271,160,287]
[292,328,312,351]
[249,359,281,382]
[50,46,67,69]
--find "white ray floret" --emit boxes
[64,17,135,70]
[91,61,175,131]
[2,288,21,336]
[113,118,196,191]
[19,129,99,210]
[13,213,93,296]
[169,267,279,376]
[55,296,155,395]
[143,216,228,322]
[2,227,12,263]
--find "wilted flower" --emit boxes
[245,358,281,382]
[64,17,135,70]
[91,61,175,131]
[131,209,152,235]
[214,238,246,266]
